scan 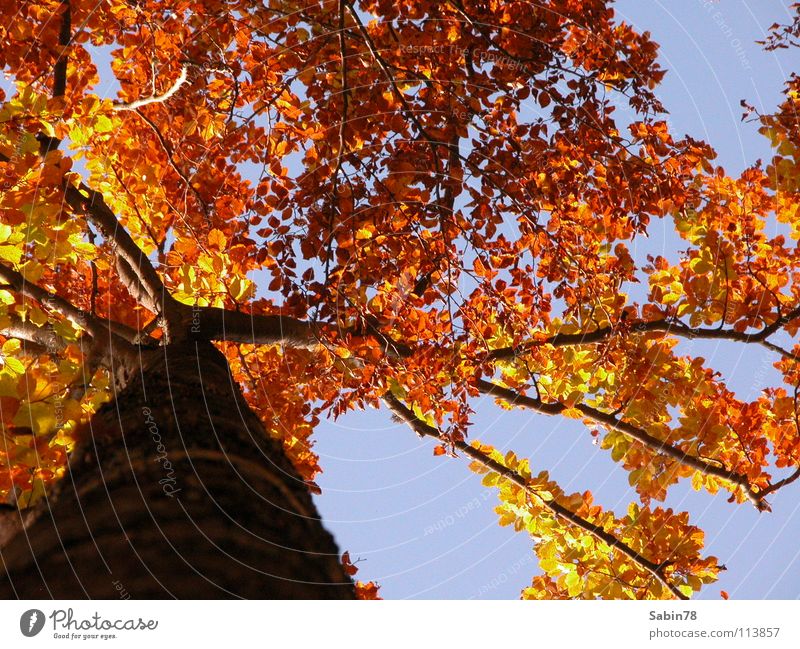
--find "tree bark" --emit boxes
[0,342,354,599]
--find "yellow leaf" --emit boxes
[13,401,57,436]
[208,229,227,249]
[94,114,115,133]
[0,245,22,264]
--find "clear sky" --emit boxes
[308,1,800,600]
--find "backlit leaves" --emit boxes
[0,0,798,600]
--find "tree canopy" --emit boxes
[1,0,800,600]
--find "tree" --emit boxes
[0,0,798,600]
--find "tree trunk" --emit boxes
[0,342,354,599]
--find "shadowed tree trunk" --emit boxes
[0,342,354,599]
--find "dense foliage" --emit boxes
[1,0,799,599]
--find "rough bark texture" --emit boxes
[0,342,354,599]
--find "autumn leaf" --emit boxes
[341,551,359,577]
[355,581,382,600]
[0,0,797,602]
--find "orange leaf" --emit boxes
[355,581,382,600]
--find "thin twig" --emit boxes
[112,65,189,111]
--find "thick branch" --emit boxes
[114,253,159,316]
[185,305,320,349]
[0,264,148,348]
[383,392,688,600]
[63,183,178,330]
[474,379,767,509]
[0,262,143,372]
[0,313,65,353]
[185,303,416,357]
[0,263,100,339]
[0,160,171,340]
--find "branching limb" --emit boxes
[191,301,800,368]
[0,263,141,367]
[114,253,159,316]
[382,392,688,600]
[474,379,768,509]
[0,158,172,341]
[486,315,800,363]
[63,183,181,337]
[760,467,800,498]
[0,263,101,340]
[0,312,65,354]
[185,303,415,357]
[185,305,320,349]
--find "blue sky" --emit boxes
[308,1,800,599]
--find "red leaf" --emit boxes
[341,551,359,576]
